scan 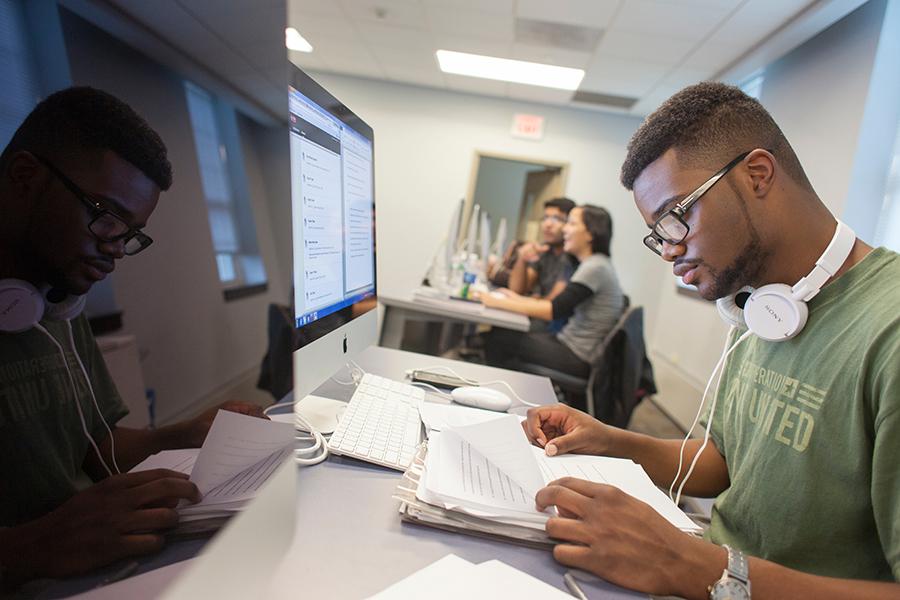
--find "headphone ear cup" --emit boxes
[43,293,87,322]
[716,286,755,330]
[743,283,808,341]
[0,279,45,333]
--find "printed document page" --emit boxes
[188,410,295,495]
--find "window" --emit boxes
[0,0,40,148]
[739,70,765,100]
[184,81,267,294]
[875,122,900,252]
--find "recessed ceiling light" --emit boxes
[436,50,584,90]
[285,27,313,53]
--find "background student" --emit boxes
[480,205,625,380]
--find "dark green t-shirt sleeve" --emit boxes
[71,316,129,440]
[870,323,900,580]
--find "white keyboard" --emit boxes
[328,374,425,471]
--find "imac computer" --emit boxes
[288,66,377,431]
[161,65,376,599]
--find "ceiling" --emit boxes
[92,0,856,122]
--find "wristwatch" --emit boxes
[708,545,751,600]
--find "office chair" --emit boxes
[518,305,656,428]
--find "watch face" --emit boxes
[711,580,751,600]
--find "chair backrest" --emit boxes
[585,306,656,427]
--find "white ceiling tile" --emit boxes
[612,0,729,40]
[653,0,741,8]
[510,43,592,69]
[516,0,619,29]
[288,0,344,18]
[368,44,439,70]
[595,29,696,68]
[338,0,428,28]
[706,0,814,48]
[289,14,362,45]
[288,51,329,71]
[425,7,515,42]
[680,42,747,73]
[580,56,669,98]
[659,67,713,89]
[355,22,434,51]
[422,0,514,15]
[506,83,573,105]
[431,35,512,58]
[444,73,508,96]
[319,52,386,79]
[382,64,446,87]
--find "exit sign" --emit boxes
[511,113,545,140]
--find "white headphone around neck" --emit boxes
[0,279,86,333]
[715,220,856,341]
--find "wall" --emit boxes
[60,10,285,423]
[648,0,893,432]
[271,70,665,340]
[472,157,543,242]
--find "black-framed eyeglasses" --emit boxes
[35,155,153,256]
[643,151,750,256]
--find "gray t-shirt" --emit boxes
[557,254,624,362]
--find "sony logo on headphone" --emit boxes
[1,298,20,317]
[765,304,782,323]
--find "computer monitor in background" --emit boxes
[289,66,377,431]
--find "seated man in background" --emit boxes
[481,205,625,382]
[0,87,264,588]
[526,82,899,598]
[507,197,577,332]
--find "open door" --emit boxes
[517,167,564,241]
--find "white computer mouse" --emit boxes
[450,386,512,412]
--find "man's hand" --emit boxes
[6,469,201,582]
[536,477,722,598]
[522,404,610,456]
[517,242,549,264]
[184,401,267,448]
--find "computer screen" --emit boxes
[289,68,376,337]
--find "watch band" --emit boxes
[724,544,749,583]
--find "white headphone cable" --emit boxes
[35,323,116,476]
[670,329,752,506]
[65,320,121,474]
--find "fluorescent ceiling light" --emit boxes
[436,50,584,90]
[285,27,313,53]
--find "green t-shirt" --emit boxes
[0,315,128,526]
[703,247,900,581]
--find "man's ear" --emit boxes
[6,151,47,199]
[745,148,776,197]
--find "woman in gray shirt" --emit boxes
[481,205,625,378]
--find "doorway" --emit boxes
[462,152,569,250]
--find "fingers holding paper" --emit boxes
[536,478,703,597]
[522,404,609,456]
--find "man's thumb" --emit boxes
[544,430,581,457]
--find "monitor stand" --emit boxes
[294,394,346,435]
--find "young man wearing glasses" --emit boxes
[523,82,899,598]
[0,87,265,587]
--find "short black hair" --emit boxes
[544,197,576,215]
[580,204,612,256]
[620,82,810,192]
[1,86,172,190]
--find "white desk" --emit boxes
[379,290,530,349]
[262,346,644,599]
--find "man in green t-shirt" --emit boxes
[0,88,265,587]
[522,82,899,599]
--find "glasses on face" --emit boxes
[643,151,750,256]
[35,156,153,256]
[542,214,567,224]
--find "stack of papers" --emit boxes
[369,554,572,599]
[131,410,294,532]
[411,414,700,535]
